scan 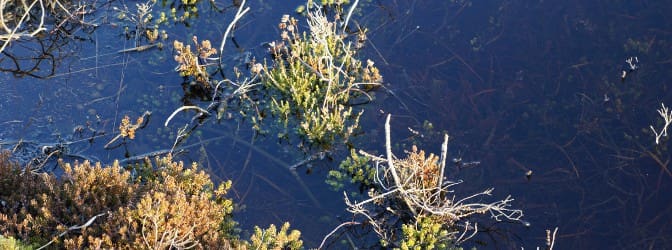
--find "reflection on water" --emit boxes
[2,0,672,248]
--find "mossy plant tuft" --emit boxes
[260,8,382,148]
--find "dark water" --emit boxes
[2,0,672,249]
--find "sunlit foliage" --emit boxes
[174,36,218,87]
[247,222,303,250]
[0,151,301,249]
[260,8,382,147]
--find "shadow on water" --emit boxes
[2,0,672,248]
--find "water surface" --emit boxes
[2,0,672,248]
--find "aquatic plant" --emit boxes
[114,0,206,47]
[294,0,352,15]
[0,151,302,249]
[104,111,151,149]
[173,36,218,87]
[120,114,144,139]
[318,0,351,6]
[339,115,524,248]
[165,0,202,23]
[398,216,455,250]
[260,6,382,147]
[115,1,163,44]
[164,1,380,151]
[247,222,303,250]
[326,148,375,191]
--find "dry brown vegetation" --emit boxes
[0,151,244,249]
[341,115,524,248]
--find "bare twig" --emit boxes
[438,134,449,192]
[164,106,210,127]
[341,0,359,33]
[547,227,558,250]
[319,221,360,249]
[38,213,106,250]
[384,114,417,216]
[0,0,47,53]
[650,102,672,144]
[455,221,478,244]
[384,114,401,185]
[218,0,250,66]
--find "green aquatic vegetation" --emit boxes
[296,0,361,16]
[167,0,202,23]
[261,8,382,147]
[326,148,375,190]
[247,222,303,250]
[115,0,168,46]
[398,216,456,250]
[162,2,380,150]
[114,0,207,46]
[319,0,351,6]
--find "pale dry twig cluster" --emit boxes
[344,114,524,244]
[650,103,672,144]
[0,0,47,53]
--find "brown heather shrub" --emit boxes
[0,151,240,249]
[87,154,237,249]
[0,151,59,242]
